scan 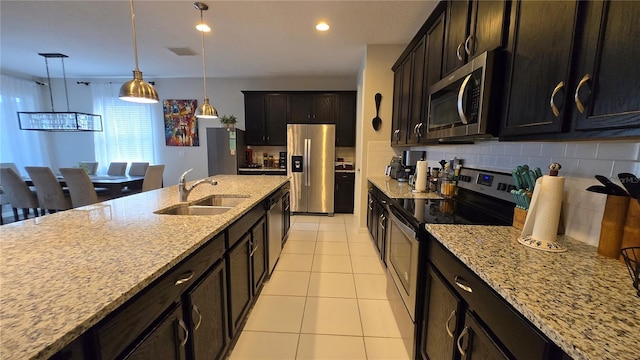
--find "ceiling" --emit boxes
[0,0,437,80]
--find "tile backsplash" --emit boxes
[410,139,640,246]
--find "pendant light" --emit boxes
[194,2,218,119]
[119,0,159,103]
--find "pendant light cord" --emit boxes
[200,9,208,99]
[44,56,54,112]
[129,0,140,72]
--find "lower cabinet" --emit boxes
[185,260,228,360]
[124,303,187,360]
[250,216,267,294]
[334,172,355,213]
[227,233,253,338]
[422,236,563,360]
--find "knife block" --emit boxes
[620,199,640,262]
[513,207,527,230]
[598,195,630,259]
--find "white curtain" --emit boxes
[0,74,51,175]
[92,82,155,174]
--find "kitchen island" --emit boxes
[426,225,640,360]
[0,175,289,360]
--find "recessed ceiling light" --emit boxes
[316,22,330,31]
[196,23,211,32]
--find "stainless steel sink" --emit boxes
[154,195,249,216]
[193,195,249,207]
[155,205,233,216]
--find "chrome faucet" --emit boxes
[178,168,217,202]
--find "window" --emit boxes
[92,83,155,173]
[0,74,50,173]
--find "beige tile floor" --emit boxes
[228,214,410,360]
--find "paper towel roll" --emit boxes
[415,161,427,192]
[521,175,565,243]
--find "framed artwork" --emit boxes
[163,99,199,146]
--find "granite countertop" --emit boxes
[0,175,289,360]
[426,225,640,360]
[368,176,442,199]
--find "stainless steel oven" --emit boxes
[387,204,420,322]
[426,51,498,140]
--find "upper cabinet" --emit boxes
[336,92,357,147]
[571,0,640,132]
[243,92,287,146]
[244,91,356,146]
[501,0,640,138]
[501,1,578,137]
[443,0,507,76]
[391,2,446,146]
[288,93,338,124]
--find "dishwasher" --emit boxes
[266,188,285,275]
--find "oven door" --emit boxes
[387,205,419,321]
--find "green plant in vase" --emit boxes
[220,114,237,130]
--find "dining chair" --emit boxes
[128,162,149,177]
[0,162,21,175]
[59,168,100,208]
[79,161,99,175]
[141,165,165,192]
[25,166,71,213]
[0,167,40,222]
[107,162,127,176]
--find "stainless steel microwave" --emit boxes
[426,51,497,140]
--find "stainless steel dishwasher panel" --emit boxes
[267,192,284,275]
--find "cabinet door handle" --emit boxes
[250,238,259,257]
[574,73,591,113]
[550,81,565,117]
[454,275,473,293]
[457,74,473,125]
[175,271,195,286]
[417,123,423,136]
[456,42,464,61]
[446,309,457,338]
[381,215,386,230]
[192,304,202,330]
[396,129,401,141]
[368,199,374,210]
[456,326,469,356]
[178,319,189,347]
[464,35,474,56]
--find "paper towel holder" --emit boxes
[517,162,568,253]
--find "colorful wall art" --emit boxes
[163,99,199,146]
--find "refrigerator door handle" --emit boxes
[304,139,311,186]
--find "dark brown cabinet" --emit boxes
[407,36,426,145]
[250,216,267,294]
[336,92,356,146]
[457,311,510,360]
[443,0,507,76]
[420,266,461,360]
[185,260,228,360]
[124,304,187,360]
[334,172,355,213]
[391,56,412,145]
[243,92,287,146]
[227,233,252,337]
[571,1,640,132]
[501,1,579,137]
[366,183,388,262]
[288,93,337,124]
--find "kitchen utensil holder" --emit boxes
[598,195,630,259]
[620,247,640,297]
[512,207,527,230]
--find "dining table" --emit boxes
[24,175,145,198]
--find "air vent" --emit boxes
[166,47,198,56]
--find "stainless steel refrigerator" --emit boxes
[206,128,246,176]
[287,124,335,215]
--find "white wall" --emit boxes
[355,45,404,229]
[39,75,356,185]
[408,139,640,246]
